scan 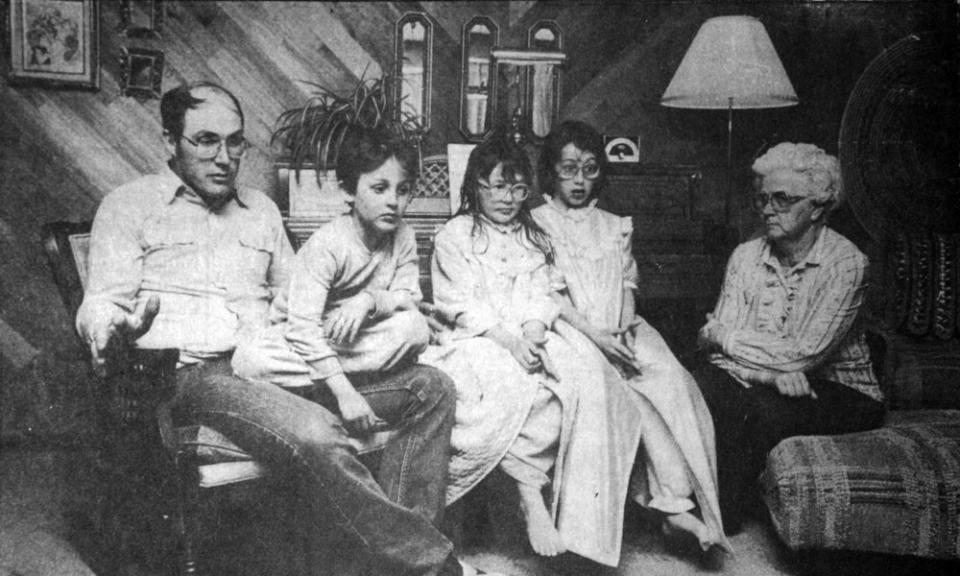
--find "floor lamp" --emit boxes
[661,15,798,233]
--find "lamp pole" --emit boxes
[723,96,740,235]
[726,96,734,230]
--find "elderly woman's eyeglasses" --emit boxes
[182,133,249,160]
[751,191,810,213]
[479,181,531,201]
[556,162,600,180]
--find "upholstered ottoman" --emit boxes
[762,409,960,559]
[762,231,960,560]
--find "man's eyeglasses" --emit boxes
[556,162,600,180]
[181,134,248,160]
[751,191,810,213]
[480,181,531,201]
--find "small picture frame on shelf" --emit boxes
[120,0,163,38]
[604,136,641,163]
[5,0,100,90]
[120,47,164,99]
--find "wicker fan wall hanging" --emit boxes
[839,32,959,242]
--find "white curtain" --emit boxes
[531,63,555,138]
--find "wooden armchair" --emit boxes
[42,221,387,575]
[42,221,270,574]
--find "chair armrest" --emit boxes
[99,348,179,446]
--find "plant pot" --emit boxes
[278,165,349,219]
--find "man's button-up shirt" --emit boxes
[77,166,293,364]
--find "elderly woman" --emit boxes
[694,142,885,533]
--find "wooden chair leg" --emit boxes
[176,459,202,576]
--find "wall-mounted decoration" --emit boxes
[491,47,566,143]
[120,0,163,38]
[395,12,433,134]
[459,16,498,142]
[528,20,562,51]
[488,20,565,144]
[120,47,163,99]
[6,0,100,90]
[604,136,641,163]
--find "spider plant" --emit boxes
[272,72,425,180]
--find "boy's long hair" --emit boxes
[336,125,419,194]
[456,135,554,263]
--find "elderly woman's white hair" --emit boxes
[752,142,843,210]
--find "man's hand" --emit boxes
[80,295,160,377]
[769,372,818,399]
[325,292,375,345]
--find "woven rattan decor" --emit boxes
[839,32,959,242]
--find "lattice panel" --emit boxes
[417,155,449,198]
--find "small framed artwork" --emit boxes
[6,0,100,90]
[120,0,163,38]
[604,136,641,163]
[120,47,164,99]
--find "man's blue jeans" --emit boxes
[172,358,462,576]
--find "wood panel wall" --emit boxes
[1,0,955,442]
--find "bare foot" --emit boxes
[517,483,566,556]
[662,511,713,551]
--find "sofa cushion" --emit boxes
[176,424,255,463]
[876,330,960,410]
[886,232,959,340]
[762,410,960,560]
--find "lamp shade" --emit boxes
[661,16,798,109]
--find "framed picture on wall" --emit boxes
[120,0,163,38]
[120,47,164,99]
[5,0,100,89]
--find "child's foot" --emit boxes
[517,483,565,556]
[662,511,713,551]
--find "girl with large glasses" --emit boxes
[531,120,731,565]
[421,135,604,558]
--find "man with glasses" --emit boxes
[77,81,284,371]
[76,81,498,576]
[692,142,885,534]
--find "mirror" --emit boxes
[395,13,433,133]
[528,20,562,51]
[460,17,499,141]
[526,21,563,139]
[492,32,565,142]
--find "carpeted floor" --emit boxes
[1,447,956,576]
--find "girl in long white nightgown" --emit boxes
[421,136,602,558]
[532,120,731,563]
